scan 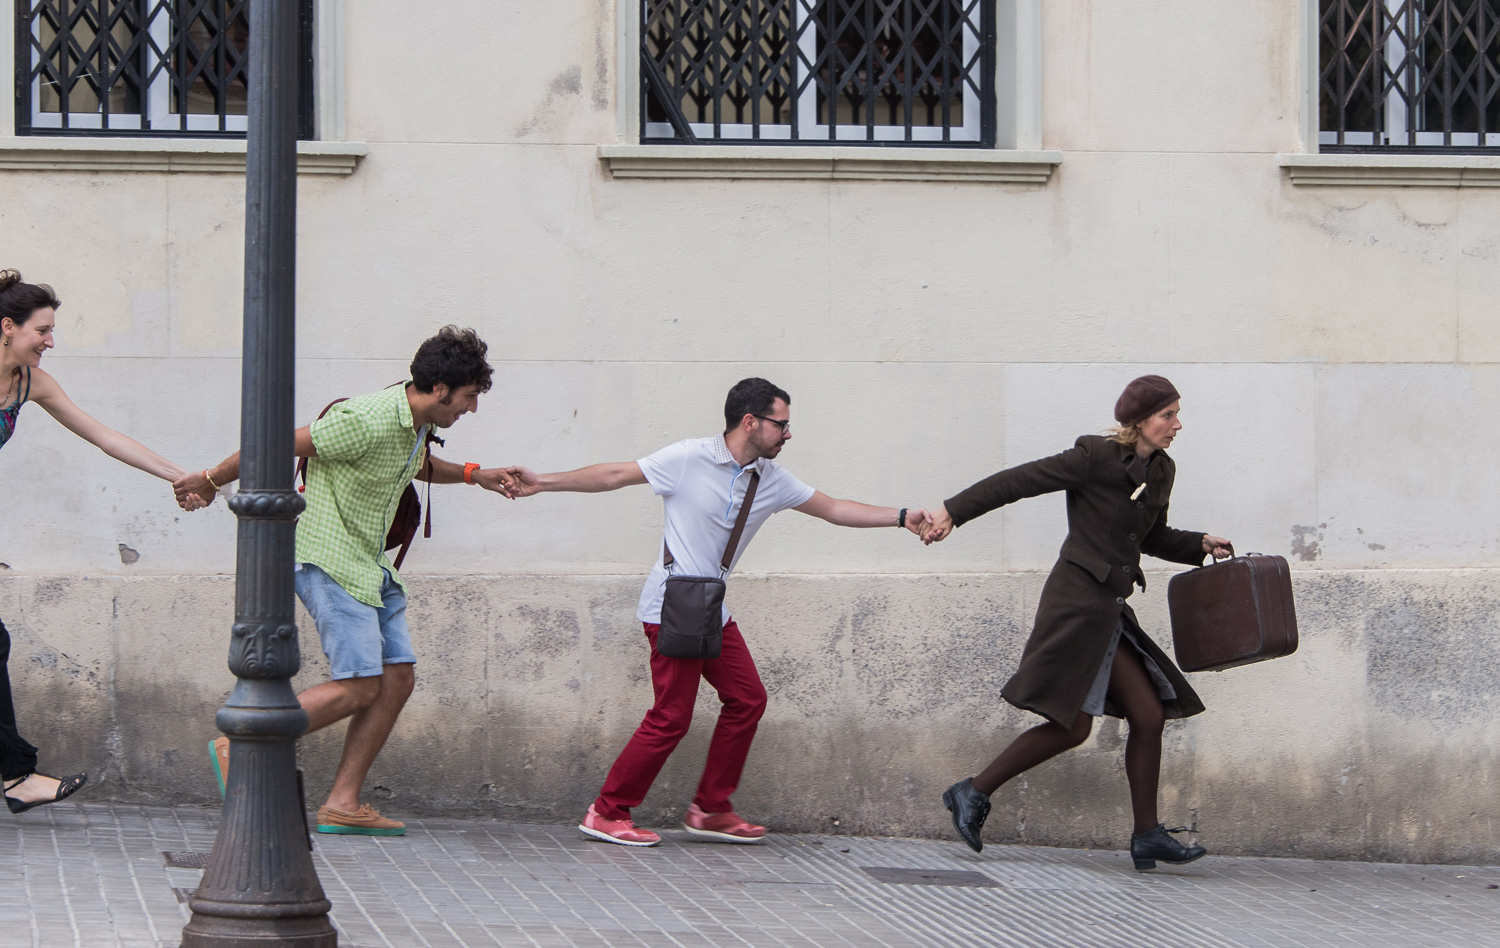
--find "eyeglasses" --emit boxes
[753,414,791,434]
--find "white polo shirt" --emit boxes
[635,434,818,625]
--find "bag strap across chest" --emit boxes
[664,469,761,575]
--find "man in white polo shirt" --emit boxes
[500,378,929,846]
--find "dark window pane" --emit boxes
[1320,0,1500,150]
[641,0,994,146]
[174,0,249,117]
[17,0,312,138]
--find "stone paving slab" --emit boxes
[1,804,1497,948]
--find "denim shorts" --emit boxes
[294,563,416,680]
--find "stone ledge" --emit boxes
[599,144,1062,183]
[0,137,368,174]
[1280,152,1500,187]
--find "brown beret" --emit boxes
[1114,375,1180,426]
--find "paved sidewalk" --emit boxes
[1,804,1497,948]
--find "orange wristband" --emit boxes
[463,462,480,485]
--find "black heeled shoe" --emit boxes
[942,778,991,853]
[4,772,88,814]
[1130,823,1206,871]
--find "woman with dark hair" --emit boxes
[921,376,1232,870]
[0,269,204,814]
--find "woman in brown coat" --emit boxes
[921,376,1232,870]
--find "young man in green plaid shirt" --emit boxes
[180,326,510,835]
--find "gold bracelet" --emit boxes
[203,469,221,492]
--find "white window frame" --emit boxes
[640,1,985,144]
[1282,0,1499,186]
[1303,0,1500,151]
[620,0,1041,150]
[25,2,249,134]
[1,2,362,175]
[10,0,346,140]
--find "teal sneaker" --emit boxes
[209,737,230,798]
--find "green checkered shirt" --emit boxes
[295,384,428,607]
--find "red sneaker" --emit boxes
[682,804,767,843]
[578,805,661,847]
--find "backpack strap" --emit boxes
[296,397,349,491]
[391,426,445,570]
[422,427,443,540]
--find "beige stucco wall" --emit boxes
[1,1,1497,861]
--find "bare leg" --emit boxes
[322,663,415,811]
[971,712,1094,796]
[299,677,381,734]
[1104,646,1167,833]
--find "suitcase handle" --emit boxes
[1198,549,1281,570]
[1207,542,1234,563]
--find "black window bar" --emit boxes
[642,0,996,147]
[1320,0,1500,151]
[14,0,315,138]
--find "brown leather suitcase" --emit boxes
[1167,554,1298,672]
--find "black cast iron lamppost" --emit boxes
[181,0,337,944]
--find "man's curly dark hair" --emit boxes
[410,325,493,395]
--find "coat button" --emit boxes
[1128,533,1137,541]
[1115,597,1125,605]
[1122,565,1131,572]
[1136,501,1145,509]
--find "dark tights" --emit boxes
[0,617,40,782]
[971,644,1166,833]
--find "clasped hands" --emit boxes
[171,471,214,512]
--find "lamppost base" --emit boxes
[182,732,335,948]
[180,913,338,948]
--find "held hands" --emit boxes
[171,470,215,511]
[920,504,954,545]
[1202,534,1233,559]
[467,466,536,499]
[495,466,541,498]
[902,508,932,537]
[469,466,521,497]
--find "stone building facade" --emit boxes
[0,1,1497,861]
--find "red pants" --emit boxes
[594,619,767,820]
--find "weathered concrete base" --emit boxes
[3,569,1497,864]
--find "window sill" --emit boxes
[1279,152,1500,187]
[0,138,367,175]
[599,144,1062,183]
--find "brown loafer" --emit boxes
[315,803,406,836]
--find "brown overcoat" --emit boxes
[945,435,1209,727]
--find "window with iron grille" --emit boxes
[14,0,314,138]
[1320,0,1500,150]
[642,0,995,146]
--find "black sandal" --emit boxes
[4,772,88,814]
